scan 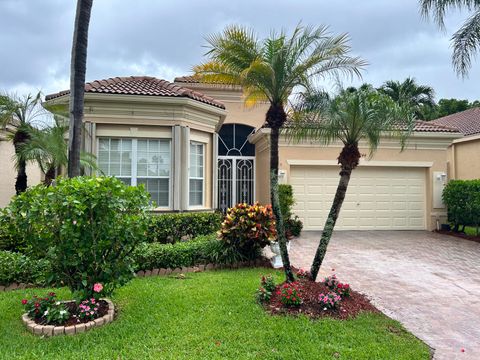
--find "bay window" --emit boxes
[98,138,171,207]
[189,141,204,207]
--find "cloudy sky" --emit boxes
[0,0,478,100]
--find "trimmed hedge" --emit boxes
[132,234,261,271]
[279,184,303,237]
[146,212,223,243]
[0,251,49,286]
[443,179,480,232]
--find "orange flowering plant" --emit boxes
[218,202,277,250]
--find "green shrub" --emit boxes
[279,184,303,237]
[285,216,303,237]
[218,202,276,254]
[0,206,25,252]
[146,212,222,243]
[0,251,50,286]
[132,234,261,271]
[443,179,480,232]
[5,176,150,299]
[279,184,295,219]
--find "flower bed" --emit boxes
[22,297,114,336]
[258,270,378,320]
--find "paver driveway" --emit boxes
[289,231,480,360]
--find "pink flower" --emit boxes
[93,283,103,293]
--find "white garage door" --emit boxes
[290,165,426,230]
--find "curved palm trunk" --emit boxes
[310,144,360,281]
[268,105,294,282]
[68,0,93,178]
[44,166,56,186]
[13,129,30,194]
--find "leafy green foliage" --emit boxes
[279,184,294,219]
[285,216,304,237]
[5,176,150,299]
[146,212,222,244]
[133,234,262,270]
[218,202,276,252]
[0,251,49,286]
[443,180,480,231]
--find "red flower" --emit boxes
[34,302,40,308]
[48,292,55,297]
[21,299,28,305]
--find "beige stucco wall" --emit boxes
[448,135,480,180]
[0,138,43,208]
[173,83,269,129]
[251,130,459,230]
[45,93,224,212]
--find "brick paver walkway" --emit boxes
[288,231,480,360]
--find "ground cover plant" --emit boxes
[0,269,429,359]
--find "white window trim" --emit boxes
[189,141,206,209]
[97,137,173,210]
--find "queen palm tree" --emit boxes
[289,88,415,281]
[17,117,98,185]
[379,78,435,119]
[420,0,480,77]
[0,92,45,194]
[68,0,93,177]
[194,24,366,282]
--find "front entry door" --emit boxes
[218,156,255,212]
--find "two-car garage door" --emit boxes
[290,165,426,230]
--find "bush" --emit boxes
[279,184,303,237]
[279,184,295,219]
[132,234,262,271]
[0,207,26,252]
[218,202,276,254]
[146,212,222,244]
[0,251,49,286]
[21,292,70,324]
[443,180,480,232]
[5,176,150,299]
[285,216,303,237]
[276,282,303,307]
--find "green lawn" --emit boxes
[0,268,430,360]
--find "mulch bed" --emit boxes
[265,278,378,320]
[33,300,109,327]
[435,230,480,244]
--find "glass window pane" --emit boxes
[138,178,169,207]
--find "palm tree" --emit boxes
[379,78,435,119]
[194,24,366,282]
[17,117,98,185]
[68,0,93,177]
[420,0,480,77]
[289,88,415,281]
[0,92,45,194]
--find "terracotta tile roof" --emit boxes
[429,107,480,136]
[174,75,201,83]
[277,119,459,133]
[45,76,225,109]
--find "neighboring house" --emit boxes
[0,129,43,207]
[45,75,463,231]
[430,108,480,180]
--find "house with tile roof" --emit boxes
[428,108,480,181]
[41,75,466,231]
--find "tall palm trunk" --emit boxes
[68,0,93,178]
[267,104,294,282]
[310,143,360,281]
[13,128,30,194]
[44,166,56,186]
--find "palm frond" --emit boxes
[420,0,480,29]
[451,10,480,77]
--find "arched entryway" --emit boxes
[217,124,255,212]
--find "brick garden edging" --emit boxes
[135,258,272,278]
[22,298,115,336]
